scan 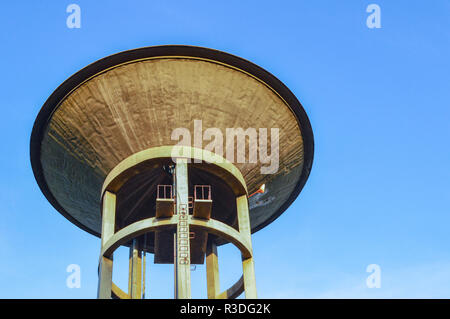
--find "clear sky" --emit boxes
[0,1,449,298]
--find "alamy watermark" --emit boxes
[366,4,381,29]
[66,4,81,29]
[171,120,279,174]
[366,264,381,288]
[66,264,81,288]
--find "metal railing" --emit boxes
[157,184,173,199]
[194,185,211,200]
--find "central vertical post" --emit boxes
[175,158,191,298]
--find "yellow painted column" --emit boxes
[98,191,116,299]
[236,195,257,298]
[175,158,191,299]
[206,240,220,298]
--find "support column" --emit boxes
[206,240,220,299]
[98,191,116,299]
[236,195,257,298]
[128,238,142,299]
[175,158,191,299]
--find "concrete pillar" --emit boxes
[98,191,116,299]
[175,158,191,298]
[206,240,220,298]
[236,195,257,298]
[129,238,142,299]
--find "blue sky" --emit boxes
[0,1,449,298]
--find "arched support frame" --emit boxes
[97,146,257,299]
